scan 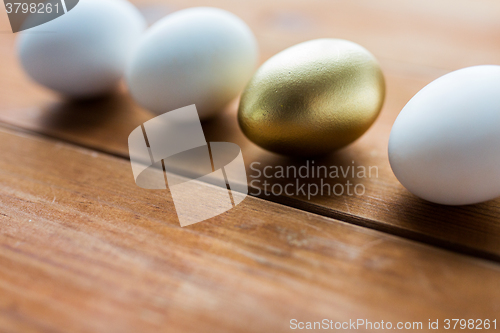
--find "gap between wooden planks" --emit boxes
[0,0,500,261]
[0,125,499,332]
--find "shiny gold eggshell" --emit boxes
[238,38,385,156]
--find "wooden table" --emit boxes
[0,0,499,332]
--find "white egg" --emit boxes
[17,0,146,98]
[388,65,500,205]
[126,7,258,120]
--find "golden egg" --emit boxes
[238,38,385,156]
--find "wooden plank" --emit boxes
[0,1,500,259]
[0,126,499,332]
[1,56,499,259]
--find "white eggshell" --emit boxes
[126,7,258,119]
[388,65,500,205]
[17,0,146,98]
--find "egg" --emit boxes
[389,65,500,205]
[238,38,385,156]
[126,7,258,120]
[17,0,146,98]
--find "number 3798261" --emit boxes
[5,2,60,14]
[444,319,497,330]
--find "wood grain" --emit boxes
[0,1,499,262]
[0,126,499,332]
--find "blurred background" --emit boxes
[0,0,499,157]
[1,0,500,106]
